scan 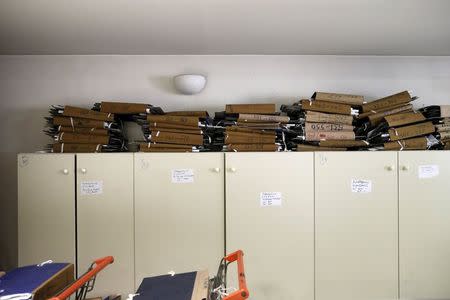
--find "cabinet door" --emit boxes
[77,153,134,297]
[18,154,75,266]
[399,151,450,299]
[315,152,398,300]
[226,153,314,300]
[134,153,224,286]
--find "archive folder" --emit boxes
[227,143,279,152]
[384,112,426,127]
[366,104,413,125]
[57,132,110,144]
[362,91,414,113]
[319,140,368,148]
[99,102,163,114]
[58,127,109,136]
[388,121,435,141]
[383,136,428,150]
[225,104,276,114]
[62,106,115,121]
[300,99,353,115]
[305,111,353,125]
[53,143,102,153]
[52,116,107,129]
[237,114,290,123]
[151,131,203,145]
[305,131,356,141]
[305,122,354,132]
[312,92,364,106]
[225,131,276,144]
[147,115,200,127]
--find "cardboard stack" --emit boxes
[137,111,214,152]
[356,91,417,137]
[93,101,165,151]
[365,108,440,150]
[45,105,125,152]
[282,92,367,151]
[214,104,286,151]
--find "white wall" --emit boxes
[1,55,450,269]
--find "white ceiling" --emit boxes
[0,0,449,55]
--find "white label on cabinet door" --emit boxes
[351,179,372,193]
[260,192,282,207]
[418,165,439,179]
[171,169,194,183]
[80,181,103,195]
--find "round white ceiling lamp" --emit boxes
[173,74,207,95]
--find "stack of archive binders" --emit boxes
[214,104,287,152]
[281,92,367,151]
[93,101,165,151]
[137,111,215,152]
[363,92,443,150]
[44,105,125,152]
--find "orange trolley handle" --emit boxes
[223,250,249,300]
[50,256,114,300]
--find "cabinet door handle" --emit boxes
[385,165,395,171]
[62,169,69,175]
[81,168,87,174]
[227,167,237,173]
[401,165,409,171]
[211,167,221,173]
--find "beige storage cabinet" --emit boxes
[225,152,314,300]
[17,153,76,266]
[399,151,450,299]
[315,152,398,300]
[134,153,224,286]
[76,153,134,297]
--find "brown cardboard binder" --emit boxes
[225,131,276,144]
[300,99,352,115]
[57,132,109,144]
[237,114,290,123]
[151,127,203,135]
[165,111,209,117]
[227,143,279,152]
[312,92,364,106]
[319,140,369,148]
[384,136,428,150]
[52,116,106,129]
[305,131,356,142]
[141,142,193,149]
[225,104,276,114]
[296,144,346,151]
[53,143,102,153]
[384,112,426,127]
[100,102,150,114]
[149,123,201,131]
[139,147,192,152]
[305,122,354,132]
[151,131,203,145]
[366,104,413,126]
[362,91,413,113]
[62,106,114,121]
[59,126,109,136]
[226,126,275,136]
[305,111,353,125]
[147,115,200,127]
[388,121,435,141]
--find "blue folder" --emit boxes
[0,263,70,300]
